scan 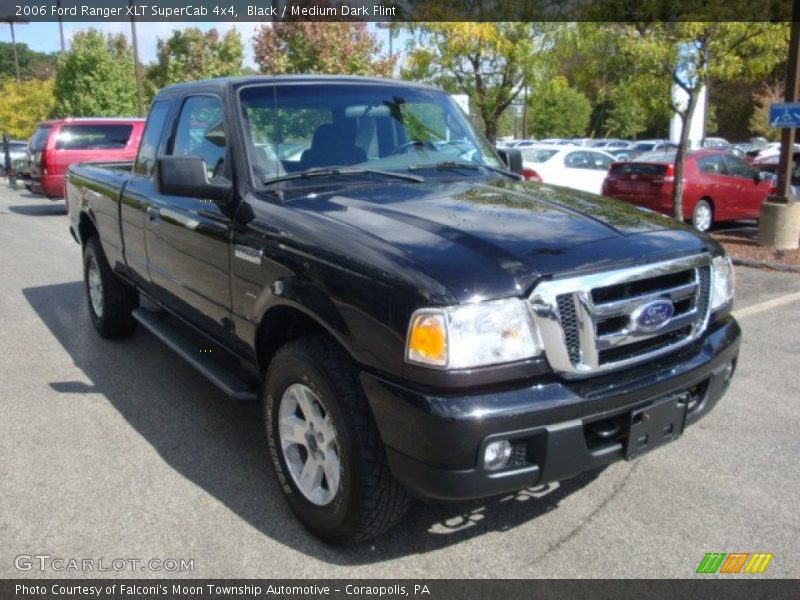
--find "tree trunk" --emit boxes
[484,117,497,146]
[672,89,700,222]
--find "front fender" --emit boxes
[255,276,350,339]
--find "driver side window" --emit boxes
[170,95,228,181]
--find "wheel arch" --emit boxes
[78,211,99,246]
[255,302,353,376]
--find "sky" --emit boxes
[0,21,407,70]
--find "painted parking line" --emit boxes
[733,291,800,319]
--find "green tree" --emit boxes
[0,42,57,80]
[0,78,55,138]
[527,77,591,139]
[403,22,554,143]
[147,28,244,91]
[618,23,788,220]
[53,30,137,117]
[253,23,393,77]
[552,23,672,137]
[604,83,649,139]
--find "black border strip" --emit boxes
[2,579,800,600]
[0,0,795,23]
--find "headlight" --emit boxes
[405,298,542,369]
[710,255,735,312]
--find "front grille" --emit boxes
[530,255,713,377]
[598,325,692,364]
[556,294,581,365]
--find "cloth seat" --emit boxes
[300,122,366,170]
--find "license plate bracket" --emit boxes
[618,180,650,193]
[625,394,688,460]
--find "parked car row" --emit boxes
[498,138,683,162]
[511,140,776,232]
[12,118,145,199]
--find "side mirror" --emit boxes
[156,156,232,203]
[496,148,523,175]
[753,171,763,184]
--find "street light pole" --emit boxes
[10,21,20,83]
[129,0,145,117]
[757,14,800,250]
[1,19,28,84]
[56,0,65,52]
[376,22,400,76]
[776,21,800,199]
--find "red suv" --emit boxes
[28,118,145,199]
[601,149,774,231]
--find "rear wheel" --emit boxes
[692,200,713,232]
[83,236,139,338]
[265,335,409,542]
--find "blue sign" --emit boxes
[769,103,800,128]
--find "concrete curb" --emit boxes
[732,257,800,273]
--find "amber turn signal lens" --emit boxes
[407,313,447,366]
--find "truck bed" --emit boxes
[66,161,135,270]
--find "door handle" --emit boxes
[147,206,160,222]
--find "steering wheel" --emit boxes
[390,140,438,155]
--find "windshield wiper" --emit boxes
[262,167,424,185]
[408,161,517,178]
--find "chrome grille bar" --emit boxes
[593,281,698,317]
[596,310,698,349]
[529,254,713,378]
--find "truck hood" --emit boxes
[288,177,711,303]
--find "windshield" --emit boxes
[239,83,504,187]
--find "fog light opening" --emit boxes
[723,360,735,384]
[484,440,512,471]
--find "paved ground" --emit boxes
[1,184,798,579]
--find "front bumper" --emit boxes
[361,316,740,501]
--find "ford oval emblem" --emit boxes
[631,299,675,331]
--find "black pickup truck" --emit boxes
[66,76,740,542]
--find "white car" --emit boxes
[752,142,800,161]
[520,145,616,194]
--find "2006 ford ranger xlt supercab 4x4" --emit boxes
[66,76,740,542]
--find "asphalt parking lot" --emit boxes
[1,183,798,579]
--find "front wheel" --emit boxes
[83,236,139,338]
[265,335,409,542]
[692,200,713,232]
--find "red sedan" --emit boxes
[602,149,774,231]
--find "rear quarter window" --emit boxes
[29,125,52,152]
[55,124,134,150]
[521,149,558,163]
